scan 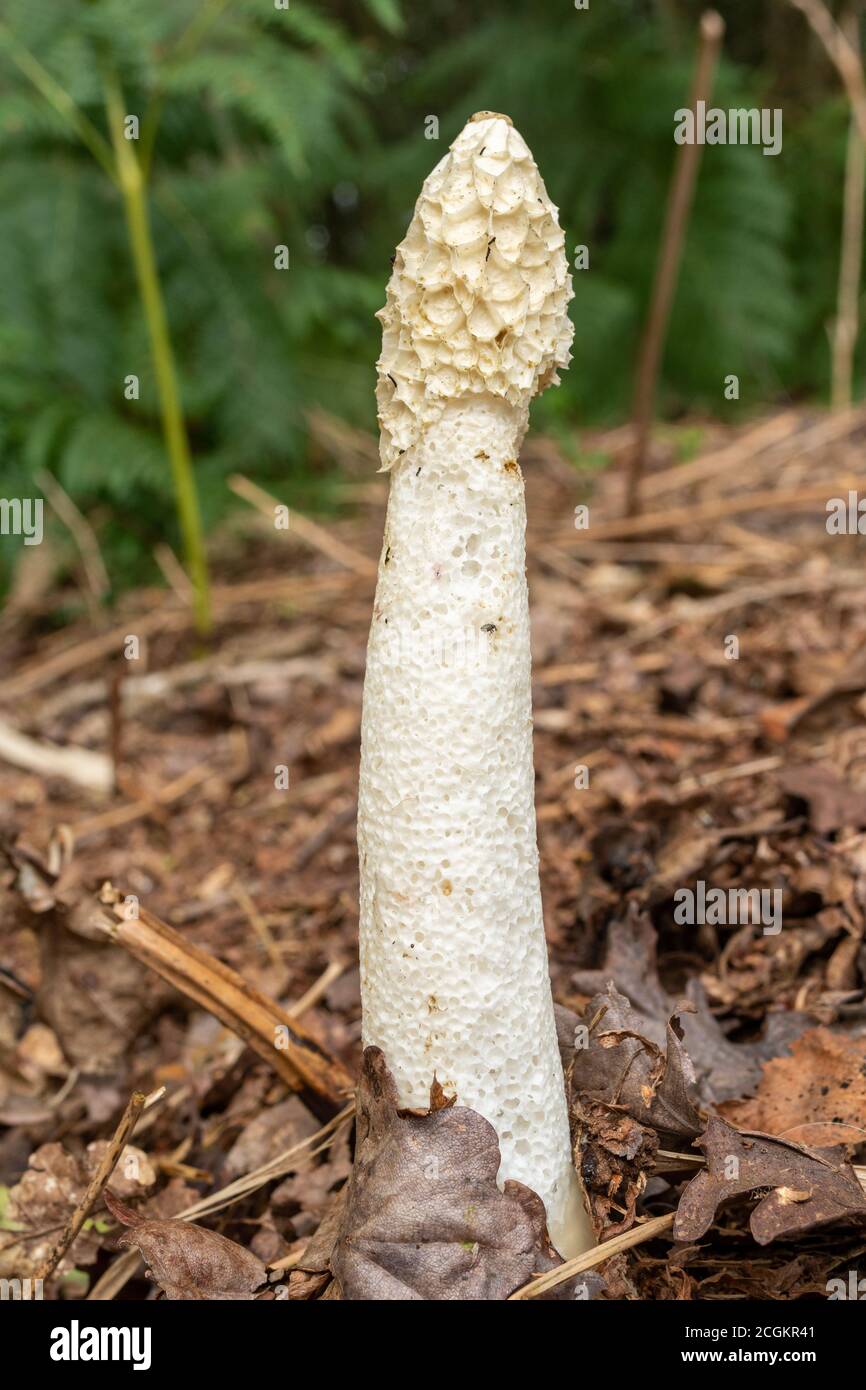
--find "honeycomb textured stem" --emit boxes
[358,399,590,1257]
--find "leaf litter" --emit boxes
[1,411,866,1298]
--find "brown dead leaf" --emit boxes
[574,1096,658,1238]
[275,1267,331,1300]
[565,980,705,1217]
[224,1096,320,1177]
[0,1140,153,1279]
[780,765,866,835]
[298,1186,348,1274]
[37,917,158,1074]
[270,1124,351,1216]
[103,1189,267,1300]
[566,984,696,1239]
[720,1027,866,1147]
[1,840,61,914]
[572,912,808,1104]
[143,1178,204,1221]
[573,986,703,1139]
[330,1047,574,1300]
[642,827,723,906]
[572,910,671,1023]
[674,1115,866,1245]
[14,1022,66,1084]
[759,697,811,743]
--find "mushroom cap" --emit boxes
[376,112,574,471]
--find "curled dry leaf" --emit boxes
[330,1047,580,1300]
[572,912,808,1104]
[2,843,158,1077]
[572,985,703,1139]
[1,839,63,914]
[674,1115,866,1246]
[641,825,725,906]
[273,1267,332,1301]
[103,1190,267,1300]
[575,1098,658,1238]
[564,986,700,1238]
[298,1186,348,1275]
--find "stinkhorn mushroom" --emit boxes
[357,111,593,1259]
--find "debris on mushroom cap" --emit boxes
[376,112,574,470]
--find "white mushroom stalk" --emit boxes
[357,112,593,1259]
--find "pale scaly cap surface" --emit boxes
[376,112,574,470]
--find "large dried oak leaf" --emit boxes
[720,1027,866,1147]
[331,1047,572,1300]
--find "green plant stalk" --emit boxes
[104,72,211,636]
[140,0,238,178]
[0,22,117,181]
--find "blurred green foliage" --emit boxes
[0,0,861,599]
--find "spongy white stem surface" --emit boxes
[357,395,591,1258]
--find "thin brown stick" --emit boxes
[107,664,124,796]
[0,716,114,794]
[294,801,358,869]
[789,0,866,146]
[68,760,215,845]
[89,885,354,1115]
[0,572,353,704]
[306,407,379,473]
[288,959,345,1017]
[509,1212,676,1300]
[572,711,748,743]
[231,878,281,970]
[622,570,865,648]
[228,473,377,577]
[535,651,670,687]
[36,1088,153,1280]
[35,468,110,613]
[833,11,866,409]
[580,473,866,542]
[624,11,725,517]
[640,407,861,500]
[674,754,785,795]
[642,411,798,499]
[655,1148,866,1194]
[153,541,195,602]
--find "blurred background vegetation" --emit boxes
[0,0,861,606]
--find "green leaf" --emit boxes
[363,0,404,35]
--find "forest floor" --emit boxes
[2,404,866,1300]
